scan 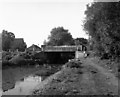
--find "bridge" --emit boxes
[41,45,86,64]
[41,45,84,52]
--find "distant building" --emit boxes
[26,44,41,52]
[11,38,27,52]
[12,38,25,45]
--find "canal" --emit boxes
[2,64,61,95]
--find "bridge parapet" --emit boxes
[42,45,82,52]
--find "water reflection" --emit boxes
[2,75,41,95]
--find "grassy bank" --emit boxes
[30,57,119,96]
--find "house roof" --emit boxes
[12,38,25,44]
[27,44,41,51]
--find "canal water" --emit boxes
[2,66,43,95]
[2,75,41,95]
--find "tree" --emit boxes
[45,27,74,46]
[2,30,15,51]
[2,30,27,51]
[74,38,88,46]
[83,2,120,59]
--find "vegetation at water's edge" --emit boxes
[2,51,47,68]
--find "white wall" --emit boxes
[75,51,84,59]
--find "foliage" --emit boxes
[2,30,27,51]
[83,2,120,59]
[2,30,15,51]
[64,61,82,69]
[45,27,74,46]
[2,51,12,61]
[2,51,47,67]
[74,38,88,46]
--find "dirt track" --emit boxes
[81,58,118,95]
[32,58,119,96]
[83,58,118,87]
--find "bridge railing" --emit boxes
[41,45,83,52]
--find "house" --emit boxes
[26,44,41,52]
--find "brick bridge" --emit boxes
[41,45,86,64]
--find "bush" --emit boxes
[8,54,31,66]
[63,61,82,69]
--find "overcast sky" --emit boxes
[0,0,93,47]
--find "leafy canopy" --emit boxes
[2,30,27,51]
[83,2,120,58]
[74,38,88,46]
[45,27,74,46]
[2,30,15,51]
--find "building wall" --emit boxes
[75,51,84,59]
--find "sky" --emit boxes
[0,0,93,47]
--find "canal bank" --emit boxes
[31,58,118,96]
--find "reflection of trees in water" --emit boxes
[2,66,39,91]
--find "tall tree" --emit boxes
[2,30,15,51]
[83,2,120,58]
[46,27,74,46]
